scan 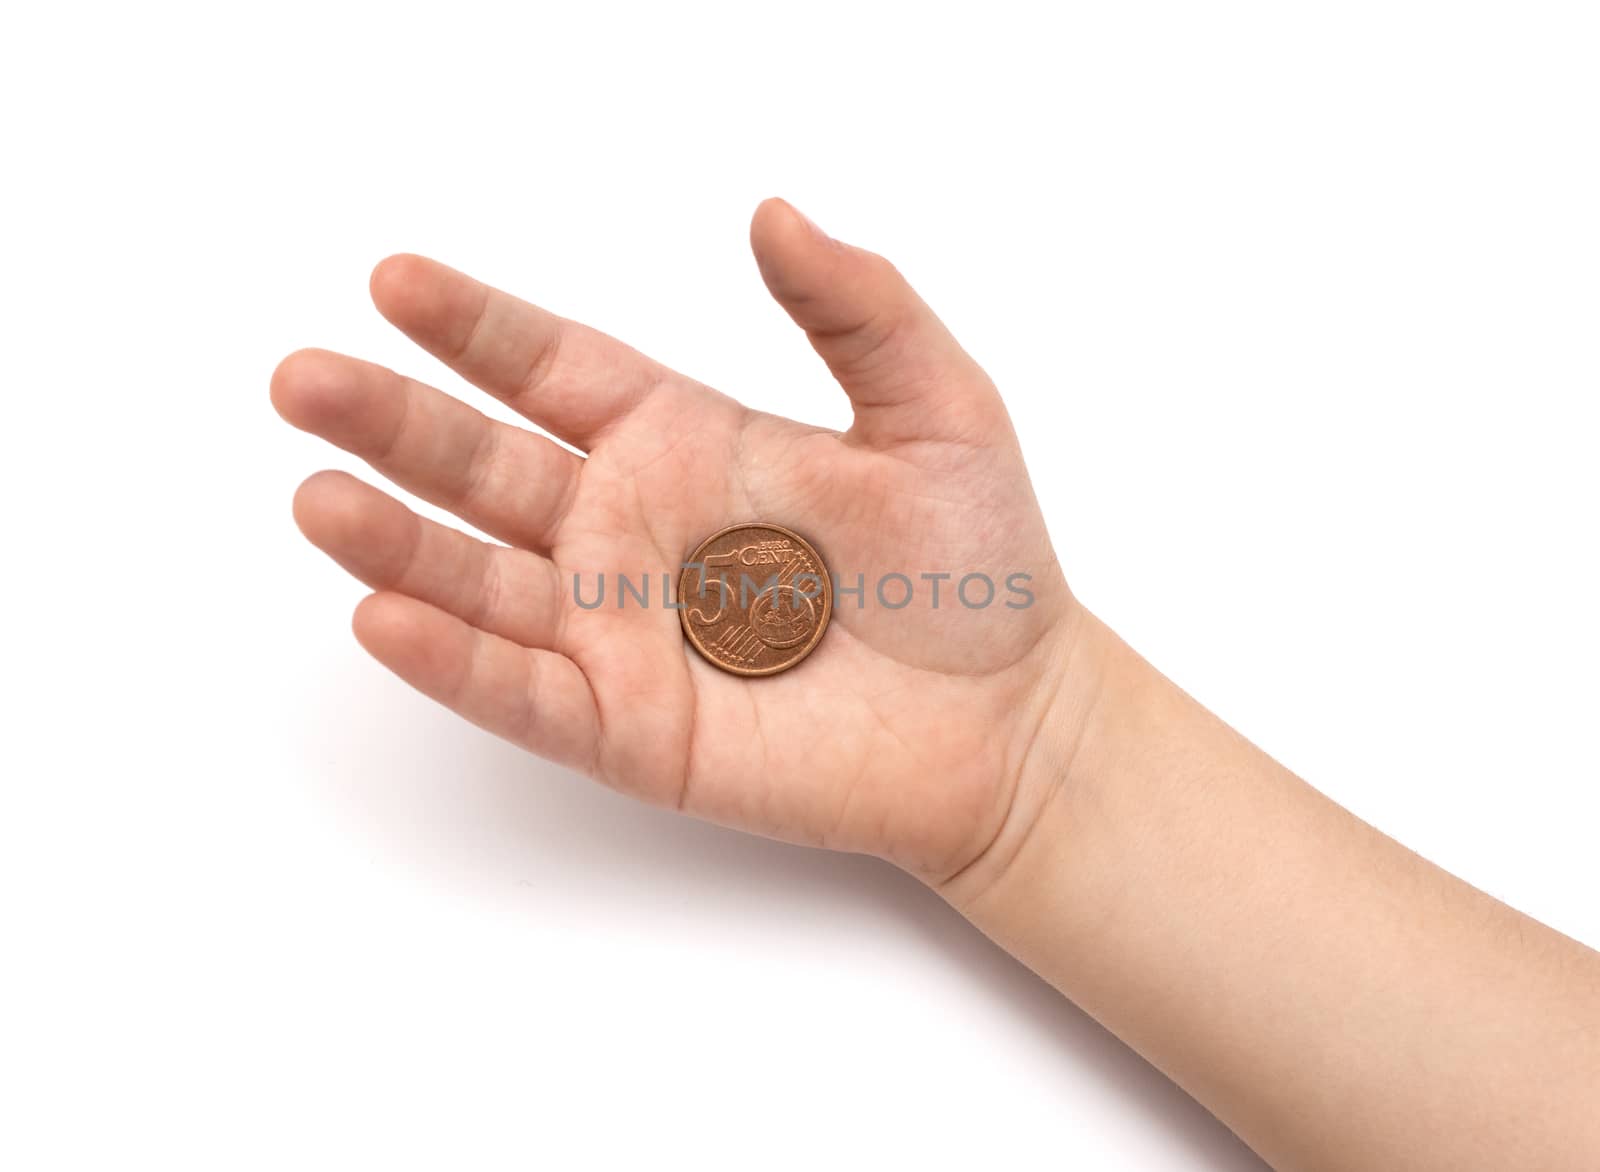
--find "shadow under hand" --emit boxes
[307,657,1264,1171]
[883,871,1268,1169]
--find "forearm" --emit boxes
[943,611,1600,1171]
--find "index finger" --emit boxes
[370,253,671,452]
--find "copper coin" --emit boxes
[679,522,833,677]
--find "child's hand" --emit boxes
[276,200,1600,1170]
[273,199,1080,883]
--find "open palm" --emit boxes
[274,199,1076,882]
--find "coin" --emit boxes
[679,522,833,677]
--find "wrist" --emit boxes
[932,603,1119,911]
[933,607,1246,957]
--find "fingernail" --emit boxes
[786,200,829,240]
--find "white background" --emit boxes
[3,3,1596,1168]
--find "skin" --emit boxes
[273,198,1076,883]
[274,198,1600,1170]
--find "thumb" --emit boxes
[749,197,1008,449]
